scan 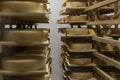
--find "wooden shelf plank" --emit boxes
[85,0,118,12]
[57,21,87,24]
[0,70,48,75]
[92,36,120,48]
[0,0,49,3]
[61,35,94,38]
[93,67,115,80]
[0,41,50,46]
[69,49,96,53]
[94,51,120,70]
[60,7,114,15]
[87,19,120,25]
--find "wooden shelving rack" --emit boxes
[0,0,51,80]
[58,0,120,80]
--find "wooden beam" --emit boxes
[92,36,120,48]
[87,19,120,25]
[94,51,120,70]
[0,0,49,3]
[93,67,116,80]
[113,6,120,19]
[0,70,48,75]
[0,41,49,46]
[85,0,118,12]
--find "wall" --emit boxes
[38,0,70,80]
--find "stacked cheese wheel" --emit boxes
[0,0,51,80]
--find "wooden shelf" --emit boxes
[109,34,120,39]
[61,35,94,38]
[68,49,96,53]
[92,36,120,49]
[0,12,49,23]
[94,51,120,70]
[0,40,50,46]
[93,67,115,80]
[85,0,118,12]
[0,70,48,76]
[87,19,120,25]
[60,7,114,15]
[0,0,49,3]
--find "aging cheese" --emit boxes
[71,72,93,79]
[0,1,47,13]
[3,30,49,42]
[69,58,91,65]
[65,16,87,23]
[66,2,86,7]
[2,57,46,71]
[66,28,89,35]
[69,43,92,50]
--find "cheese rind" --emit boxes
[2,58,46,71]
[71,72,93,79]
[69,43,92,50]
[3,30,49,42]
[66,28,89,35]
[69,58,91,65]
[65,16,87,23]
[66,2,86,7]
[0,1,47,13]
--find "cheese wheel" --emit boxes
[66,2,86,7]
[3,30,49,42]
[65,16,87,23]
[0,1,47,13]
[66,28,89,35]
[2,57,46,71]
[69,43,92,50]
[69,58,91,65]
[71,72,93,79]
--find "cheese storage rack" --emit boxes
[57,0,120,80]
[0,0,51,80]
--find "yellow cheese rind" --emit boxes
[71,72,93,79]
[0,1,47,13]
[2,58,46,71]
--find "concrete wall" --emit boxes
[38,0,70,80]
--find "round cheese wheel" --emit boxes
[66,2,86,7]
[66,28,89,35]
[2,57,46,71]
[66,16,87,22]
[3,30,49,42]
[0,1,47,13]
[69,43,92,50]
[71,72,93,79]
[69,58,91,65]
